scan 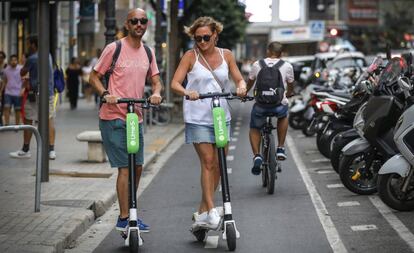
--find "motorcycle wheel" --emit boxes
[338,152,378,195]
[316,131,331,158]
[302,121,317,137]
[378,174,414,211]
[288,113,304,130]
[330,135,353,173]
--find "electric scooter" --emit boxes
[188,92,253,251]
[102,97,154,253]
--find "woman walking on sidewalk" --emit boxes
[171,16,247,229]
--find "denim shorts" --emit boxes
[4,94,22,110]
[99,119,144,168]
[250,103,289,129]
[185,122,231,144]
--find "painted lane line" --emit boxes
[297,134,306,138]
[227,168,232,174]
[337,201,360,207]
[232,138,238,142]
[309,166,334,170]
[351,225,377,231]
[219,185,222,192]
[227,155,234,161]
[327,184,344,189]
[229,145,236,150]
[234,126,240,131]
[233,131,240,136]
[236,121,242,126]
[369,196,414,251]
[237,116,242,121]
[317,170,335,174]
[305,150,320,155]
[286,135,348,253]
[312,158,331,163]
[205,236,219,248]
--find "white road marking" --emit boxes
[297,134,306,138]
[232,138,238,142]
[337,201,360,207]
[227,155,234,161]
[237,116,242,121]
[233,131,240,136]
[205,236,219,248]
[317,170,335,174]
[351,224,377,231]
[286,134,348,253]
[229,145,236,150]
[369,196,414,251]
[305,150,320,155]
[236,122,242,126]
[234,126,240,131]
[309,166,333,171]
[219,185,222,192]
[327,184,344,189]
[227,168,232,174]
[312,158,331,163]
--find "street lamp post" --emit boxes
[105,0,116,45]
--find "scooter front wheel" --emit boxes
[226,223,237,251]
[129,230,139,253]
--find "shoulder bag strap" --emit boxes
[104,40,122,89]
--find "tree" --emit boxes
[181,0,248,50]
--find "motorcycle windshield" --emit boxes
[367,56,383,74]
[377,57,408,88]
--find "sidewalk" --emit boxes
[0,99,184,253]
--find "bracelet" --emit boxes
[100,90,110,100]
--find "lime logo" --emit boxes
[130,120,137,141]
[219,135,225,141]
[130,140,137,146]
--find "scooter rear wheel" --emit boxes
[378,174,414,211]
[226,223,237,251]
[193,228,207,242]
[129,230,139,253]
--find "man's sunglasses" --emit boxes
[194,35,212,43]
[128,18,149,25]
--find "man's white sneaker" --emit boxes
[49,151,56,160]
[9,150,31,159]
[207,208,221,230]
[192,211,208,225]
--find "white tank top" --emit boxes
[183,48,232,125]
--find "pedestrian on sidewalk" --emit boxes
[2,54,23,125]
[0,50,7,126]
[89,8,163,233]
[9,36,58,160]
[170,16,247,229]
[66,57,82,110]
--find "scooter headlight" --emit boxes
[353,103,367,137]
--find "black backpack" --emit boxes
[254,59,285,107]
[103,40,153,89]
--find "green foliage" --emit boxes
[382,1,414,49]
[183,0,248,49]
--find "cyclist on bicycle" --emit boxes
[246,41,294,175]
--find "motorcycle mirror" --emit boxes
[398,76,412,90]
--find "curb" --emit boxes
[54,125,185,252]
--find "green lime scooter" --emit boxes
[188,92,253,251]
[102,97,155,253]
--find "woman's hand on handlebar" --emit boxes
[236,86,247,97]
[184,90,199,101]
[149,93,162,105]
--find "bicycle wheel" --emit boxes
[260,136,267,187]
[267,133,276,195]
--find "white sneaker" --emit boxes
[9,150,31,159]
[49,151,56,160]
[192,211,208,225]
[207,208,221,230]
[216,206,224,217]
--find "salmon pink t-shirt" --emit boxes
[94,38,159,122]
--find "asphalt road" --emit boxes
[72,101,414,253]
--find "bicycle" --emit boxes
[260,115,282,195]
[188,92,253,251]
[102,97,158,253]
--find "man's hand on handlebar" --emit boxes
[103,94,118,104]
[149,94,162,105]
[236,86,247,97]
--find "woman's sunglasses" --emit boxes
[194,35,212,43]
[128,18,149,25]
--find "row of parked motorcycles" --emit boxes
[289,55,414,211]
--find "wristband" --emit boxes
[100,90,110,100]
